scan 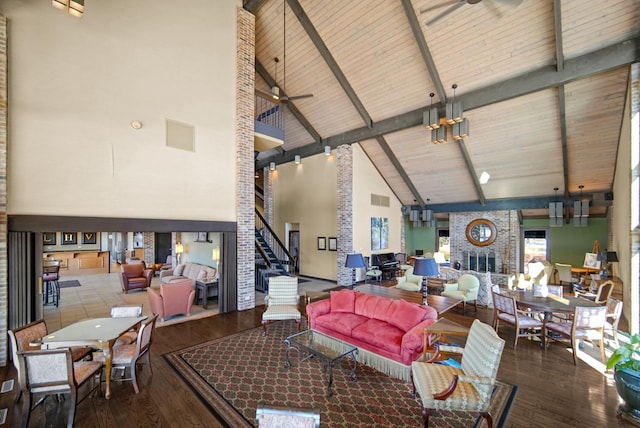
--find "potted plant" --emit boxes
[607,334,640,418]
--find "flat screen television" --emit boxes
[415,249,424,256]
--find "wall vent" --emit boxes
[371,194,390,207]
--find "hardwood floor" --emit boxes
[1,293,629,427]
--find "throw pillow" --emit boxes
[196,270,207,280]
[174,264,185,276]
[330,289,355,313]
[388,299,426,332]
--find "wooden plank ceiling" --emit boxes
[248,0,639,219]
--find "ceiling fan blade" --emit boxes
[424,1,466,26]
[288,94,313,101]
[419,0,461,14]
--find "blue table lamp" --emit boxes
[413,257,438,305]
[345,253,366,288]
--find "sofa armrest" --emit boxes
[401,312,438,354]
[306,299,331,328]
[147,287,164,316]
[159,270,173,279]
[143,269,153,280]
[443,283,459,293]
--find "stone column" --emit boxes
[235,7,256,310]
[336,144,353,287]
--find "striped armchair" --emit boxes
[411,319,505,428]
[262,276,301,336]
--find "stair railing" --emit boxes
[255,209,295,273]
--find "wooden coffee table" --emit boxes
[354,284,461,315]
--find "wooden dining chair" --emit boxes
[604,297,623,347]
[18,348,102,428]
[110,304,144,346]
[575,280,614,304]
[543,305,607,365]
[92,314,158,394]
[491,291,544,348]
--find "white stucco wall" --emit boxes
[1,0,239,221]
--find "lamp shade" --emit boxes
[413,258,438,277]
[212,247,220,261]
[345,253,366,269]
[175,243,184,254]
[433,252,446,264]
[607,251,618,262]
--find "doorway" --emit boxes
[288,230,300,274]
[522,229,548,272]
[155,232,172,265]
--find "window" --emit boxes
[523,229,548,271]
[437,229,450,261]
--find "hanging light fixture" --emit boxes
[431,126,447,144]
[573,185,589,227]
[423,93,440,131]
[452,118,470,140]
[52,0,84,17]
[549,187,563,227]
[445,84,463,125]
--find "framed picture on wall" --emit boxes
[317,237,326,251]
[62,232,77,245]
[196,232,208,242]
[328,237,337,251]
[82,232,97,245]
[43,232,56,246]
[133,232,144,248]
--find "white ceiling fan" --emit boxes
[421,0,524,26]
[268,0,313,105]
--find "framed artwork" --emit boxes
[43,232,56,246]
[196,232,208,242]
[370,217,389,251]
[82,232,97,245]
[317,237,326,251]
[133,232,144,248]
[328,237,337,251]
[62,232,77,245]
[583,252,601,270]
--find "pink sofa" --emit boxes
[306,289,438,381]
[147,279,195,322]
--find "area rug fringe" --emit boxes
[313,332,411,382]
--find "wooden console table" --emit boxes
[44,251,110,277]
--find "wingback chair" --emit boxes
[120,263,153,294]
[411,319,506,428]
[441,274,479,314]
[147,279,195,322]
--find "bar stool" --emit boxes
[43,260,60,307]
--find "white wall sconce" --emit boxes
[269,162,276,171]
[324,145,331,156]
[295,155,301,164]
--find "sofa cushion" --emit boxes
[174,264,185,276]
[330,289,355,313]
[354,293,393,321]
[315,312,368,337]
[351,319,404,355]
[388,299,426,332]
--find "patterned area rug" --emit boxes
[164,322,517,427]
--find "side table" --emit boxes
[195,280,219,309]
[422,318,469,362]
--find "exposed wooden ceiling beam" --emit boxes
[258,37,639,170]
[243,0,264,14]
[287,0,373,128]
[400,0,446,102]
[456,139,486,205]
[553,0,570,199]
[255,59,323,144]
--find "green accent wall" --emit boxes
[523,218,608,267]
[405,217,440,256]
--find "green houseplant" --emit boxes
[607,334,640,418]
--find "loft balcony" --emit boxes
[255,92,283,152]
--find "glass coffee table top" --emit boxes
[284,329,358,397]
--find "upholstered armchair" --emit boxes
[120,263,153,294]
[411,319,506,428]
[147,279,195,322]
[262,275,301,335]
[441,274,479,314]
